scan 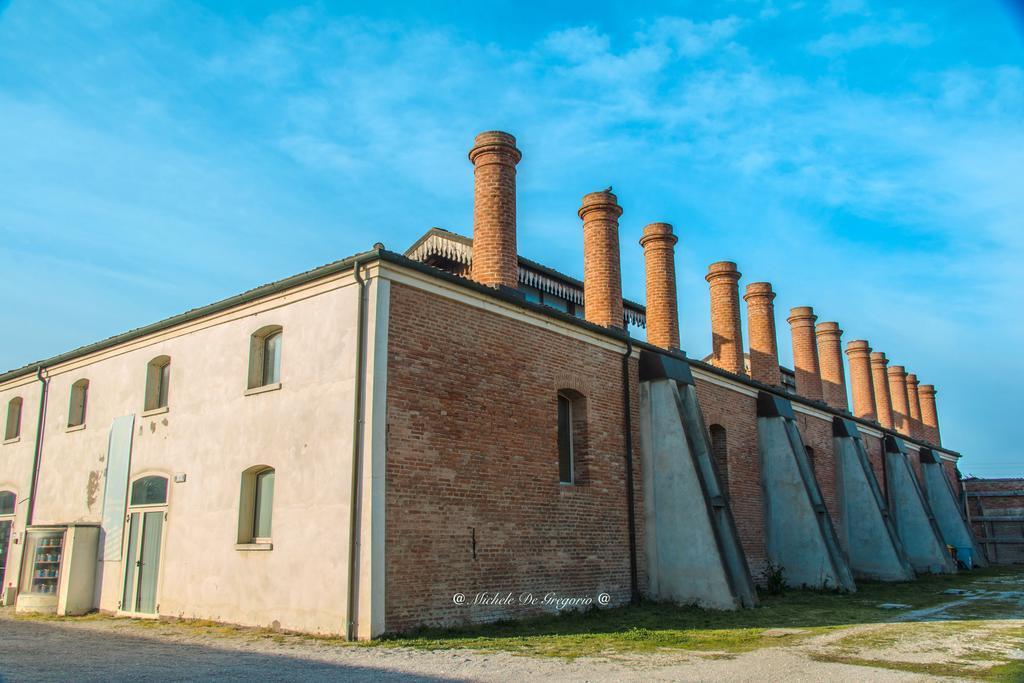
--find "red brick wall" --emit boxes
[381,278,965,631]
[964,478,1023,564]
[909,447,924,483]
[692,379,765,575]
[794,412,841,525]
[694,378,848,579]
[863,433,887,499]
[384,283,643,632]
[944,460,962,498]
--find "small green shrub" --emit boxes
[763,562,788,595]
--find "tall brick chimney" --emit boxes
[919,384,941,445]
[870,352,894,429]
[639,222,679,349]
[705,262,745,375]
[787,307,823,401]
[469,131,522,289]
[579,190,624,329]
[743,282,780,385]
[845,340,876,421]
[816,322,848,411]
[887,365,911,436]
[906,373,923,438]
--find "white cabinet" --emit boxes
[16,524,99,616]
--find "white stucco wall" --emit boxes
[0,375,42,600]
[0,267,387,635]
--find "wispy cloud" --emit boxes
[807,21,931,55]
[0,1,1021,474]
[826,0,869,17]
[646,16,743,57]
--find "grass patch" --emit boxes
[813,653,1024,682]
[372,567,1023,659]
[11,610,107,623]
[816,619,1024,681]
[5,567,1021,664]
[943,598,1024,620]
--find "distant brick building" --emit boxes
[965,478,1024,564]
[0,130,978,638]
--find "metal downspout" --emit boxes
[621,335,640,604]
[346,249,378,641]
[26,366,49,526]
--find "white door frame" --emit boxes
[118,475,170,618]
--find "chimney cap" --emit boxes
[816,321,842,335]
[787,306,817,324]
[639,222,677,247]
[846,339,871,353]
[705,261,741,282]
[578,189,622,219]
[906,373,919,384]
[743,281,775,300]
[870,351,888,363]
[468,130,522,164]
[888,364,906,375]
[919,383,937,395]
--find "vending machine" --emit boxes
[16,523,100,616]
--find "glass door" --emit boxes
[0,519,12,587]
[121,510,164,614]
[19,530,64,596]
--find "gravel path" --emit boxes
[0,612,942,682]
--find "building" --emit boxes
[0,130,982,638]
[965,478,1024,565]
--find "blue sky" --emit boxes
[1,1,1022,476]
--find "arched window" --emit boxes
[144,356,171,411]
[556,390,588,485]
[5,397,22,440]
[238,466,275,545]
[68,379,89,428]
[0,491,14,516]
[130,476,168,506]
[709,424,729,495]
[248,326,283,389]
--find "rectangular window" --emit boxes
[253,469,275,540]
[157,362,170,408]
[541,293,569,313]
[521,285,542,304]
[557,395,573,484]
[145,357,171,411]
[262,333,282,386]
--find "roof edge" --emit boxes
[0,247,383,385]
[0,241,965,461]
